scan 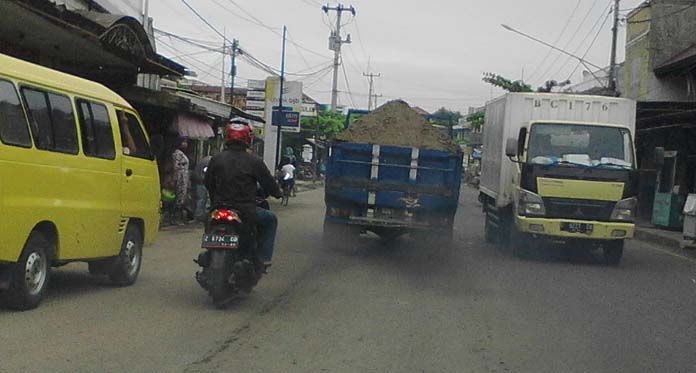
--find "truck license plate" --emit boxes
[561,222,593,234]
[201,234,239,249]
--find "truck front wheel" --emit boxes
[510,225,530,259]
[603,240,624,266]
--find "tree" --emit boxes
[483,73,573,93]
[300,109,346,139]
[466,111,485,130]
[482,72,533,92]
[431,107,463,127]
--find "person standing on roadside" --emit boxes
[192,155,212,222]
[172,137,191,225]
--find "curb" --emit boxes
[634,229,682,250]
[634,227,696,258]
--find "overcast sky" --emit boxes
[138,0,645,113]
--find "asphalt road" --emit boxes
[2,187,696,372]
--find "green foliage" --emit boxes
[431,107,463,127]
[467,111,485,129]
[301,109,346,139]
[482,72,533,92]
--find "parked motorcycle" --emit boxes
[194,202,266,308]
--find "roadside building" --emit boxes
[622,0,696,227]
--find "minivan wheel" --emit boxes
[109,225,143,286]
[5,233,52,311]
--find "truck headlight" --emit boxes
[518,189,546,217]
[611,197,637,222]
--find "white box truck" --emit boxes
[480,93,638,265]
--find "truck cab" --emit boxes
[506,121,638,261]
[480,93,638,265]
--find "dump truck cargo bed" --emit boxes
[325,142,462,235]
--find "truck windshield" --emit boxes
[527,123,634,169]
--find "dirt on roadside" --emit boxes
[336,100,460,153]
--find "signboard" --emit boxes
[263,78,304,167]
[245,100,265,109]
[267,78,303,109]
[247,79,266,90]
[247,90,265,99]
[272,110,300,127]
[301,103,317,117]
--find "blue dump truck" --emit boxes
[323,101,463,243]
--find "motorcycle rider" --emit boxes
[204,120,282,271]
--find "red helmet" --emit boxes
[224,121,253,146]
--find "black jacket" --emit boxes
[205,146,282,210]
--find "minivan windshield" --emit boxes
[527,123,634,169]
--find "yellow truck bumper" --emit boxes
[516,216,634,240]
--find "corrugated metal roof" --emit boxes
[175,114,214,139]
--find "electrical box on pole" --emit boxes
[322,4,356,111]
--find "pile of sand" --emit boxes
[336,100,459,153]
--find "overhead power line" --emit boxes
[340,55,356,107]
[209,0,277,30]
[550,2,613,80]
[566,9,613,82]
[527,0,583,83]
[179,0,229,42]
[154,28,221,51]
[157,27,331,78]
[534,0,604,84]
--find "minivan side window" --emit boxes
[21,87,79,154]
[117,110,153,160]
[0,80,32,147]
[77,99,115,160]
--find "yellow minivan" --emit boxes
[0,53,160,310]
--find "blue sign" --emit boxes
[272,110,300,127]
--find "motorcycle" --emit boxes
[194,200,267,308]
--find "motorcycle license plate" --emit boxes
[561,222,593,234]
[201,234,239,249]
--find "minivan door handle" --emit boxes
[125,168,133,177]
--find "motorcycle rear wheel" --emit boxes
[207,251,235,309]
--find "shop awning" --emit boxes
[2,1,184,77]
[167,89,265,123]
[230,106,265,123]
[175,114,215,139]
[654,44,696,77]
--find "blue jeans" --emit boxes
[256,207,278,263]
[193,183,208,221]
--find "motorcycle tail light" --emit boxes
[211,209,242,224]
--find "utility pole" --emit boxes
[373,93,382,110]
[608,0,620,93]
[140,0,150,28]
[323,4,355,111]
[220,38,226,103]
[363,72,380,110]
[229,39,238,106]
[275,26,288,169]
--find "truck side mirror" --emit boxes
[655,147,665,169]
[505,138,518,159]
